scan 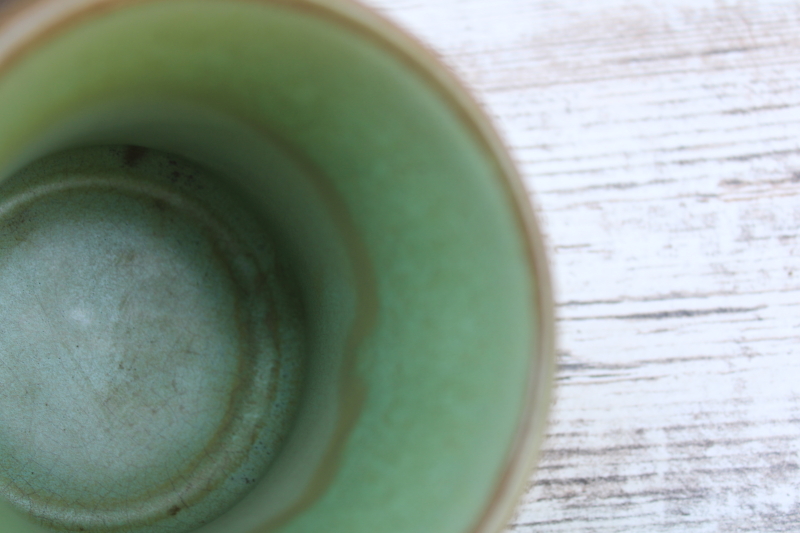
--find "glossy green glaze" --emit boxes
[0,1,553,533]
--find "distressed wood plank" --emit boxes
[364,0,800,531]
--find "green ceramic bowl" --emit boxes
[0,1,554,532]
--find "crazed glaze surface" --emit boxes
[0,146,304,533]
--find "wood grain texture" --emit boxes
[362,0,800,531]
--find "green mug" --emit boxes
[0,1,555,532]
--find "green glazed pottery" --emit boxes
[0,1,554,532]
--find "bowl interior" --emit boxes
[0,1,551,532]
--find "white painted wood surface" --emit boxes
[362,0,800,531]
